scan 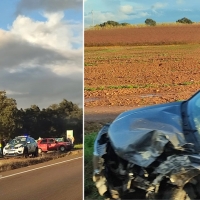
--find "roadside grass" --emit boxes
[84,87,96,91]
[0,148,82,173]
[85,84,153,91]
[74,143,83,149]
[85,133,103,200]
[84,81,197,91]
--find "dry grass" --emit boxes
[0,149,82,172]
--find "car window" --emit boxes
[40,139,47,144]
[9,137,26,145]
[30,138,35,143]
[49,139,55,143]
[27,137,31,143]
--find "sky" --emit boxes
[0,0,83,109]
[84,0,200,27]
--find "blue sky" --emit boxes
[84,0,200,27]
[0,0,83,109]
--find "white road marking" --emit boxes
[0,156,82,179]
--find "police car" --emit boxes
[3,136,38,157]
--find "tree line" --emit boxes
[145,17,193,26]
[95,17,193,27]
[0,91,83,143]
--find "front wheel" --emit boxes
[23,148,29,158]
[33,148,38,157]
[59,146,66,152]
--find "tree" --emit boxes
[145,18,156,26]
[0,90,83,143]
[0,91,19,139]
[176,17,193,24]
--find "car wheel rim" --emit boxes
[60,147,65,151]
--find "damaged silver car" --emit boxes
[93,90,200,199]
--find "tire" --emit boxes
[33,147,38,157]
[162,186,191,200]
[23,148,29,158]
[59,146,66,152]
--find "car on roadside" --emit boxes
[93,90,200,200]
[37,138,73,154]
[3,135,38,158]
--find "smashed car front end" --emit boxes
[3,143,25,157]
[93,101,200,199]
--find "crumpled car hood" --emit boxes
[108,101,189,167]
[5,144,23,149]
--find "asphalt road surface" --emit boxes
[0,153,83,200]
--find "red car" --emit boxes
[37,138,72,153]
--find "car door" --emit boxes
[26,137,32,153]
[30,138,37,152]
[47,139,57,151]
[39,139,48,152]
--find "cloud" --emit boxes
[101,0,121,10]
[16,0,82,14]
[84,1,151,27]
[0,68,83,109]
[0,30,67,70]
[178,8,192,12]
[6,90,28,95]
[151,2,168,13]
[120,5,133,14]
[10,13,82,51]
[0,12,83,109]
[2,12,83,76]
[84,3,150,28]
[176,0,185,4]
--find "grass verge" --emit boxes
[74,143,83,149]
[0,148,82,173]
[84,81,198,91]
[85,133,103,200]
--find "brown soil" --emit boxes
[85,24,200,46]
[85,44,200,123]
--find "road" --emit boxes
[0,153,83,200]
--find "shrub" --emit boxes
[176,17,193,24]
[145,18,156,26]
[98,21,130,27]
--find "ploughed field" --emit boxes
[85,25,200,109]
[85,24,200,46]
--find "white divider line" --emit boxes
[0,156,82,179]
